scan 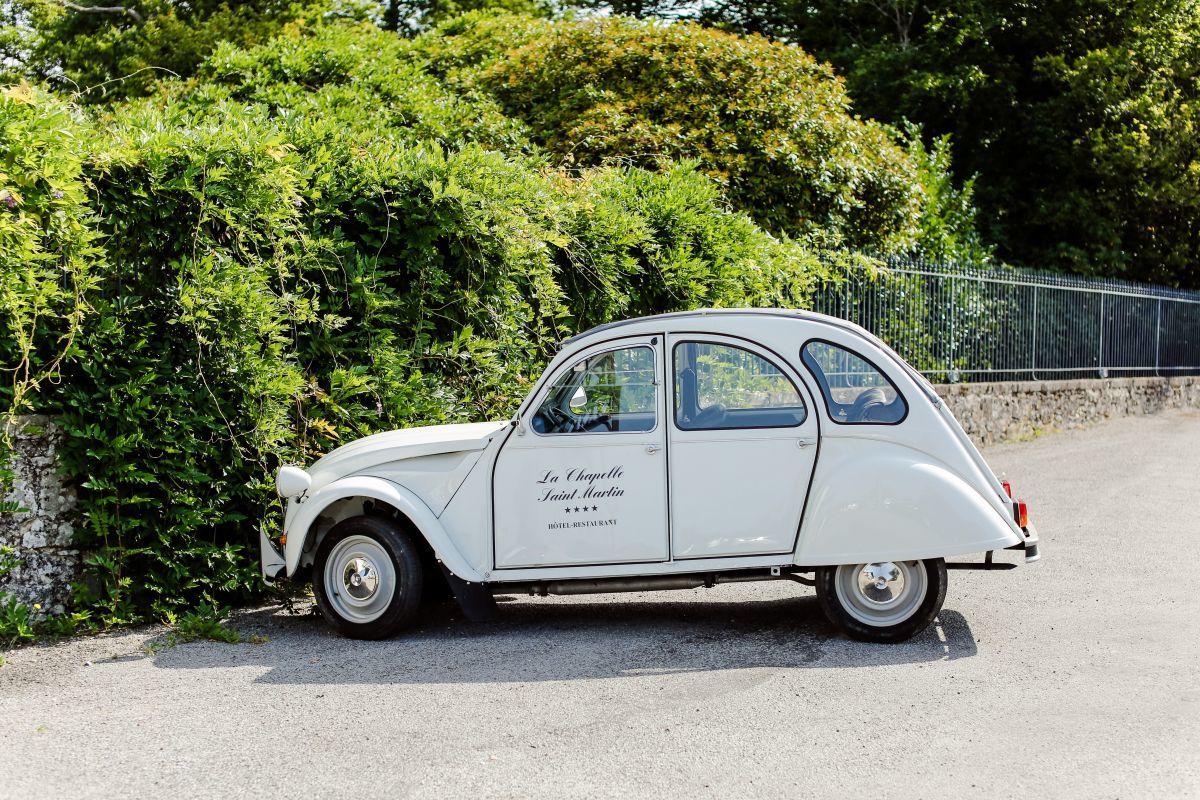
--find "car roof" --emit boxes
[562,308,869,346]
[561,308,941,406]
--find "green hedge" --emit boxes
[1,65,829,626]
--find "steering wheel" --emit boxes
[538,406,614,433]
[541,405,580,433]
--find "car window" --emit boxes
[801,340,908,424]
[531,346,657,434]
[673,342,806,431]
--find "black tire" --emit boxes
[815,558,947,643]
[312,515,424,640]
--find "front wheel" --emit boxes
[815,558,947,643]
[312,515,424,640]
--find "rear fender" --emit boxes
[283,475,482,582]
[795,440,1022,565]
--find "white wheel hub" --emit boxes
[834,561,927,627]
[324,535,397,624]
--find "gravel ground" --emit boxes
[2,410,1199,799]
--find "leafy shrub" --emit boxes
[189,21,532,153]
[7,0,356,100]
[417,13,925,252]
[903,126,991,266]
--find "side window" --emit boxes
[801,340,908,424]
[532,346,657,434]
[673,342,806,431]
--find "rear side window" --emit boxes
[674,342,806,430]
[801,340,908,424]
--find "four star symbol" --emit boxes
[564,505,601,513]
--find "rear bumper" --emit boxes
[260,529,286,584]
[1024,524,1041,563]
[1005,523,1041,564]
[946,524,1040,571]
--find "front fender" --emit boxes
[282,475,483,582]
[795,439,1022,566]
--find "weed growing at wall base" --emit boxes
[168,602,242,645]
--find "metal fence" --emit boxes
[811,256,1200,382]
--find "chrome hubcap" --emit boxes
[342,557,379,601]
[323,535,396,624]
[835,560,927,627]
[857,562,906,605]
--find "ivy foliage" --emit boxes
[0,85,101,418]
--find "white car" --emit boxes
[264,309,1039,643]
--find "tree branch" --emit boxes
[58,1,143,24]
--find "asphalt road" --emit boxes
[3,410,1199,799]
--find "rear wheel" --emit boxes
[313,516,424,640]
[815,558,947,643]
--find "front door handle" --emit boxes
[796,438,816,449]
[645,444,662,454]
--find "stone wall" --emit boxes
[0,416,78,617]
[935,376,1200,445]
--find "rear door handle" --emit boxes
[796,438,816,449]
[645,444,662,454]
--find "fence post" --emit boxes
[948,274,956,381]
[843,262,850,320]
[1154,298,1162,378]
[1098,293,1106,378]
[1031,286,1038,381]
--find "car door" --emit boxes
[667,334,819,559]
[493,336,669,568]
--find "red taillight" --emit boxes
[1015,500,1029,528]
[1001,480,1012,498]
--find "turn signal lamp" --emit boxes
[1015,500,1029,528]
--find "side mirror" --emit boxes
[569,386,587,410]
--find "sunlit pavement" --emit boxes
[2,409,1198,799]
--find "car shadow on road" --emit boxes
[149,593,978,685]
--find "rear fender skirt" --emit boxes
[283,475,483,582]
[795,441,1022,565]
